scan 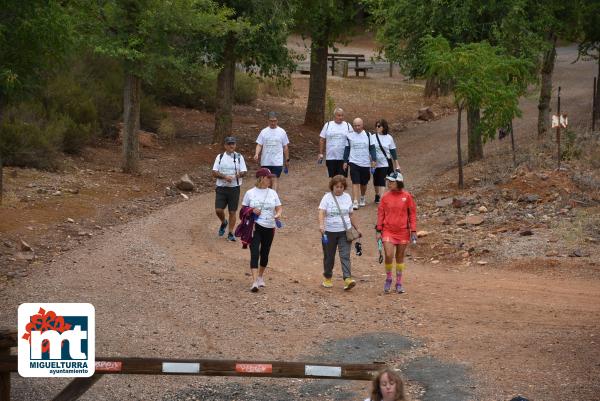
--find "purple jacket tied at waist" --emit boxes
[235,206,255,248]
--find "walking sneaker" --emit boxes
[396,283,405,294]
[343,277,356,291]
[374,194,381,204]
[322,278,333,288]
[352,200,359,210]
[359,196,366,207]
[250,281,259,292]
[257,276,266,288]
[227,232,236,242]
[218,219,228,236]
[384,277,392,293]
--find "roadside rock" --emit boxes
[416,231,430,238]
[435,198,453,208]
[452,197,469,208]
[478,206,488,213]
[20,240,32,252]
[176,174,195,191]
[465,215,484,226]
[417,107,436,121]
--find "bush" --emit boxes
[157,117,176,143]
[45,73,98,154]
[0,103,65,169]
[258,77,293,97]
[234,73,258,104]
[148,67,258,111]
[140,95,165,132]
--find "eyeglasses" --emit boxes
[226,142,235,145]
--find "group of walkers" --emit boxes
[211,108,417,295]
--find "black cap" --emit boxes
[224,136,236,144]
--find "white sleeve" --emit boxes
[281,129,290,146]
[239,155,248,172]
[389,135,397,150]
[319,123,328,138]
[272,190,282,207]
[318,193,329,210]
[242,190,251,207]
[212,155,221,171]
[256,130,265,145]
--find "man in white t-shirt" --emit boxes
[253,111,290,192]
[212,136,247,241]
[318,107,352,177]
[343,118,377,209]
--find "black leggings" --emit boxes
[250,223,275,269]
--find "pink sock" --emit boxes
[396,273,403,284]
[386,271,392,280]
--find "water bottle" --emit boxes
[275,218,283,228]
[370,167,375,175]
[317,157,323,165]
[284,166,289,174]
[322,233,329,245]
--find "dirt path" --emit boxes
[3,46,600,401]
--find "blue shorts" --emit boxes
[262,165,283,177]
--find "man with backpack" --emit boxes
[343,118,377,209]
[212,136,247,241]
[318,107,353,177]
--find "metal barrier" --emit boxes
[0,329,383,401]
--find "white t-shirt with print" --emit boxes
[371,133,397,168]
[347,130,372,167]
[320,120,353,161]
[256,126,290,167]
[318,192,353,233]
[212,152,248,187]
[242,187,282,229]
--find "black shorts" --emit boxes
[349,163,371,185]
[215,186,241,211]
[373,167,388,186]
[325,160,347,178]
[262,165,283,177]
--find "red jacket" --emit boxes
[376,190,417,234]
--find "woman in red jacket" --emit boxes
[375,172,417,294]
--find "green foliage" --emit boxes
[0,103,66,169]
[422,35,534,142]
[293,0,356,48]
[140,95,165,132]
[258,77,293,97]
[326,93,335,121]
[148,67,258,111]
[561,129,581,161]
[75,0,231,80]
[365,0,582,79]
[234,73,258,104]
[577,0,600,60]
[0,0,73,100]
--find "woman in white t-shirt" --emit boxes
[318,175,362,291]
[364,367,408,401]
[372,119,401,204]
[241,168,283,292]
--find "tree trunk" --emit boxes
[213,33,237,143]
[424,76,439,98]
[122,72,141,173]
[304,41,328,129]
[456,104,464,189]
[510,120,516,167]
[467,105,483,162]
[596,55,600,122]
[537,33,557,139]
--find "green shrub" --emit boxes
[258,77,293,97]
[148,67,257,111]
[234,73,258,104]
[140,95,165,132]
[157,117,176,143]
[0,103,64,169]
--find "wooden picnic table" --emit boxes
[327,53,373,77]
